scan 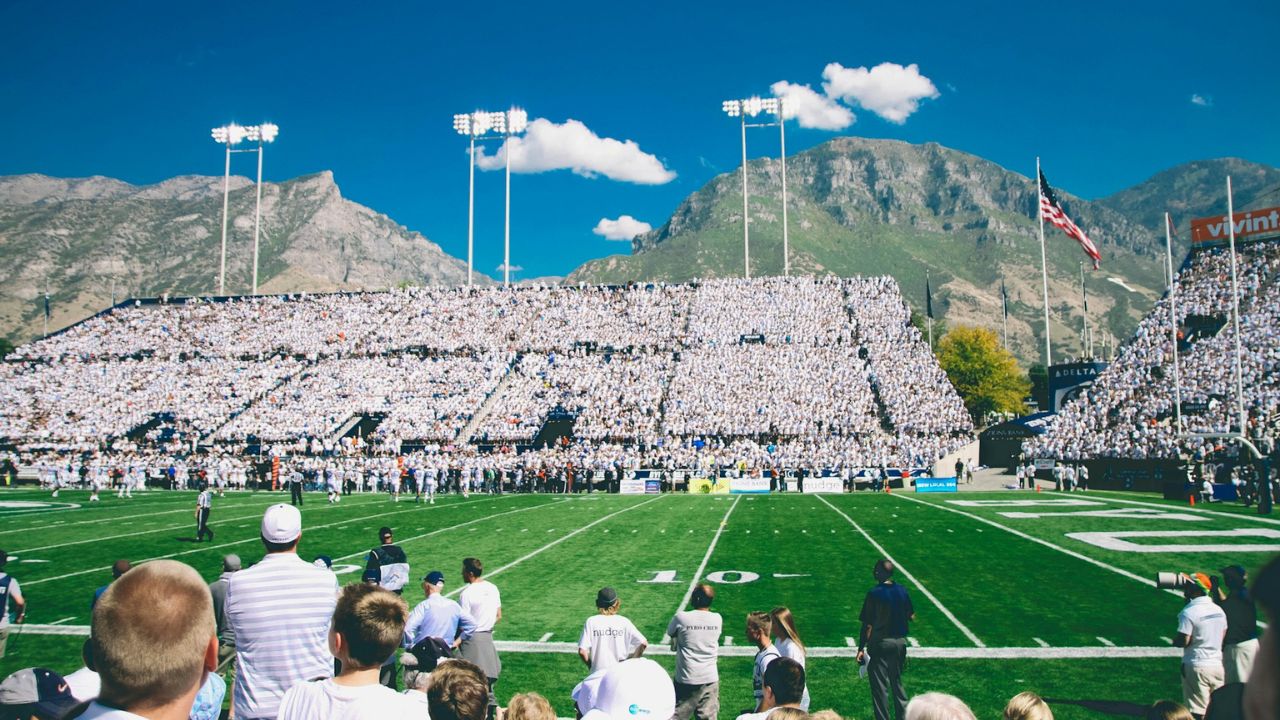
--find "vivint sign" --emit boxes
[1191,206,1280,247]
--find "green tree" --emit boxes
[937,325,1031,425]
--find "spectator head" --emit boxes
[1184,572,1212,600]
[88,560,217,714]
[691,583,715,609]
[746,611,773,644]
[770,709,811,720]
[424,571,446,594]
[111,559,131,579]
[596,587,620,614]
[762,657,806,709]
[905,693,977,720]
[505,693,556,720]
[579,658,675,720]
[1145,700,1193,720]
[874,559,895,582]
[329,583,409,670]
[462,557,483,582]
[221,554,241,573]
[809,711,843,720]
[379,526,393,543]
[428,660,490,720]
[1219,564,1247,593]
[260,504,301,552]
[770,606,805,650]
[0,668,80,720]
[1004,692,1054,720]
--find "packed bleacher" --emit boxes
[3,277,974,474]
[1026,240,1280,461]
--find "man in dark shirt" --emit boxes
[209,554,241,674]
[857,559,915,720]
[1213,564,1258,684]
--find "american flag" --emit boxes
[1039,170,1101,269]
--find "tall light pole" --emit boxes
[722,96,787,279]
[210,122,278,295]
[453,109,528,288]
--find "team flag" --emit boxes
[1039,170,1101,269]
[925,274,934,319]
[44,292,50,320]
[1001,278,1009,319]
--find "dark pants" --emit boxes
[869,637,908,720]
[196,508,213,542]
[291,481,303,506]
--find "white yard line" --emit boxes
[661,495,742,642]
[12,507,311,554]
[24,495,517,587]
[446,495,667,598]
[816,495,985,648]
[1086,492,1280,526]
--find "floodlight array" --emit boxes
[211,122,279,145]
[721,96,783,118]
[453,109,528,137]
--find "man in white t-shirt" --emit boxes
[457,557,502,712]
[279,583,420,719]
[667,583,722,720]
[1174,572,1227,719]
[579,587,648,673]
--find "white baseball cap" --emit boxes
[261,503,302,544]
[579,659,675,720]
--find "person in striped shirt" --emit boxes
[225,504,339,720]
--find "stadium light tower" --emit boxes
[722,96,789,279]
[453,108,529,287]
[210,122,279,295]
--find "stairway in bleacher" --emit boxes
[125,412,175,442]
[455,356,520,443]
[334,412,385,441]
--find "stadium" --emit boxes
[2,5,1279,720]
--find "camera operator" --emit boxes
[1213,565,1258,684]
[1174,572,1228,720]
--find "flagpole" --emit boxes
[1226,176,1246,433]
[1079,261,1089,359]
[1001,276,1009,350]
[43,278,49,338]
[1165,211,1182,433]
[925,268,933,351]
[1037,157,1052,369]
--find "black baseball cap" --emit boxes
[0,667,80,718]
[596,587,619,608]
[379,526,393,540]
[424,571,446,586]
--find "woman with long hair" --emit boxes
[771,607,811,710]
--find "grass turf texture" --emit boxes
[2,487,1275,717]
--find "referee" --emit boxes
[195,483,214,542]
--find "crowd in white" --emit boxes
[3,276,975,473]
[1026,242,1280,460]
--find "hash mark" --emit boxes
[539,632,554,642]
[1097,637,1115,647]
[724,636,733,646]
[1032,638,1049,647]
[908,637,920,647]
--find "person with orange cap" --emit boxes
[1173,572,1227,720]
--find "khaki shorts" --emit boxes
[1224,638,1259,685]
[1182,662,1225,716]
[673,681,720,720]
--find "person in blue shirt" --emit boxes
[856,559,915,720]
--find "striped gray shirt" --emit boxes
[226,552,338,720]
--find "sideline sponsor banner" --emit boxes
[1192,205,1280,248]
[689,477,730,494]
[1034,458,1057,470]
[915,477,958,493]
[644,480,662,495]
[619,478,646,495]
[802,477,844,494]
[729,477,770,495]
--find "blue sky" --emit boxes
[2,1,1277,280]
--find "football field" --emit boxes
[1,487,1276,718]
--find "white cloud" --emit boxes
[593,215,652,241]
[821,62,939,123]
[769,80,855,130]
[495,263,523,273]
[475,118,675,185]
[1190,94,1212,107]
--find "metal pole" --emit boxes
[926,269,933,351]
[468,134,476,288]
[251,142,264,295]
[1002,280,1008,350]
[42,279,48,338]
[1166,211,1182,433]
[1226,176,1246,433]
[1080,261,1087,359]
[1037,157,1052,368]
[504,127,512,288]
[779,114,789,277]
[218,144,231,295]
[741,114,750,280]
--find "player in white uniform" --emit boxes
[425,464,437,505]
[326,464,341,503]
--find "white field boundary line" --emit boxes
[1085,491,1280,526]
[446,495,668,598]
[2,626,1183,660]
[661,496,741,642]
[23,494,522,587]
[816,495,985,648]
[332,498,571,563]
[0,491,395,535]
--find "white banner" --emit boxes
[619,478,646,495]
[729,477,770,494]
[802,477,844,494]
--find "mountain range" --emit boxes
[3,140,1277,365]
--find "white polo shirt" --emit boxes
[226,552,339,719]
[459,579,501,633]
[1177,595,1228,667]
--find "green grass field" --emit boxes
[1,487,1276,719]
